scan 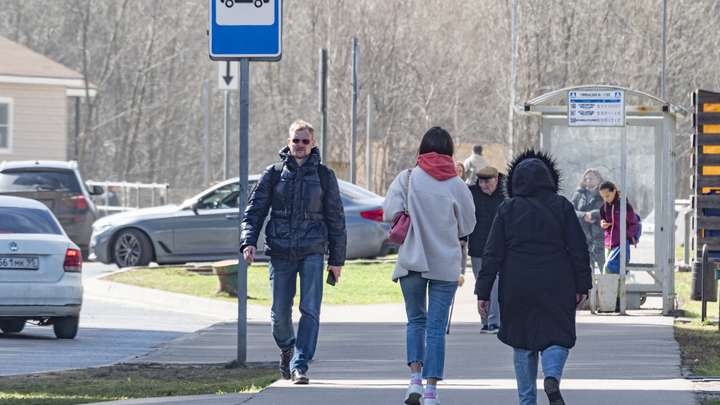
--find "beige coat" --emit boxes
[463,153,490,184]
[382,167,476,282]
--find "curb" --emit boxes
[83,277,240,320]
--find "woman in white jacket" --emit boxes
[382,126,476,405]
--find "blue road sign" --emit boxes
[209,0,282,61]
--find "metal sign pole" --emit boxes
[351,38,358,184]
[237,58,250,365]
[366,91,373,191]
[204,79,210,189]
[319,49,328,162]
[224,90,230,180]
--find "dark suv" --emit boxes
[0,161,103,257]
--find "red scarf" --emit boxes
[417,152,457,181]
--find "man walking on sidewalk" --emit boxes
[463,166,505,334]
[240,120,347,384]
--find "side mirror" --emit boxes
[191,198,201,215]
[90,185,104,196]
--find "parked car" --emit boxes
[0,161,104,257]
[0,196,83,339]
[642,201,693,248]
[89,176,398,267]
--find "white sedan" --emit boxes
[0,196,83,339]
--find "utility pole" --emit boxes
[319,49,328,162]
[661,0,667,100]
[366,91,373,192]
[508,0,518,158]
[335,88,374,190]
[351,38,359,184]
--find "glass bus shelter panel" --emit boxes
[549,125,657,268]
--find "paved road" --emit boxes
[0,262,234,376]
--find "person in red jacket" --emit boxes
[598,180,638,274]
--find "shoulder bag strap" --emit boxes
[523,196,566,246]
[404,168,412,214]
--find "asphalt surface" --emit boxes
[0,263,235,376]
[77,270,699,405]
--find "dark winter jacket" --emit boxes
[465,174,507,257]
[474,150,592,351]
[240,146,347,266]
[570,186,605,250]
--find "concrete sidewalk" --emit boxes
[85,276,698,405]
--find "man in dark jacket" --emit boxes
[465,166,506,334]
[240,120,346,385]
[475,150,592,405]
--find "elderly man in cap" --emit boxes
[462,166,506,333]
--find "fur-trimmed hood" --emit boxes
[504,149,561,198]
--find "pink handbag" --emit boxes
[388,169,412,244]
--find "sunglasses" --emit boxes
[291,139,311,145]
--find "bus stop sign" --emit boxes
[208,0,282,61]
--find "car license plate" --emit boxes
[0,257,39,270]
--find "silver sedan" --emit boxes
[89,176,398,267]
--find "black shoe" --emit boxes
[292,369,310,384]
[487,324,500,334]
[480,325,489,334]
[279,348,293,380]
[544,376,565,405]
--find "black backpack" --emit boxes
[269,161,329,193]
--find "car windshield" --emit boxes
[0,207,63,235]
[340,182,380,200]
[0,170,81,192]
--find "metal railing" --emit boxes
[86,181,169,215]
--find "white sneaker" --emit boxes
[404,380,423,405]
[423,392,441,405]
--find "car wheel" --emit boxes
[254,0,262,7]
[225,0,233,7]
[113,229,153,268]
[53,316,79,339]
[0,319,25,333]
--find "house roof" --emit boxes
[0,35,96,96]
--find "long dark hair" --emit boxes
[599,180,620,203]
[416,126,454,158]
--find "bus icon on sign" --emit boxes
[221,0,269,8]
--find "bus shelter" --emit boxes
[514,86,687,315]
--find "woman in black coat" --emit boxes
[475,150,592,405]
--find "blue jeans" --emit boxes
[513,345,569,405]
[399,271,458,380]
[269,254,325,373]
[471,257,500,328]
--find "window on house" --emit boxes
[0,103,8,150]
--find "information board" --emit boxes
[568,90,625,127]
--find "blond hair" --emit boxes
[289,120,314,137]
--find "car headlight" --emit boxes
[93,222,112,234]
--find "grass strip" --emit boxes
[105,261,404,306]
[0,364,278,405]
[674,271,720,379]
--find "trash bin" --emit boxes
[595,274,620,312]
[690,260,718,302]
[212,259,239,297]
